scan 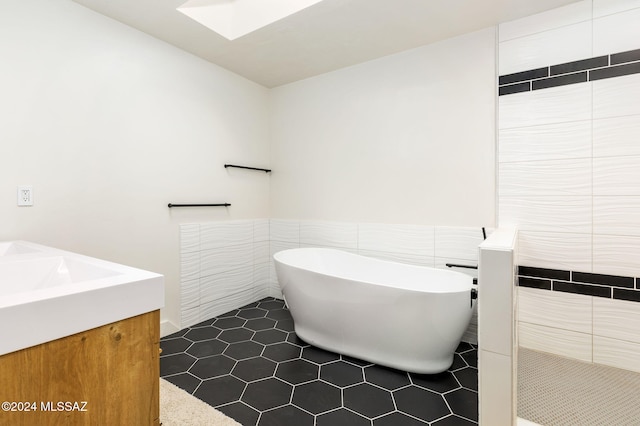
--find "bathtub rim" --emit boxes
[273,247,475,294]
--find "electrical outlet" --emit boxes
[17,185,33,206]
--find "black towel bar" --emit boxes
[446,263,478,270]
[168,203,231,208]
[224,164,271,173]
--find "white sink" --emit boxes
[0,256,121,295]
[0,241,42,256]
[0,241,164,356]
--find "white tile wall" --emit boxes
[499,0,591,42]
[200,244,253,277]
[499,21,592,75]
[199,286,261,322]
[499,196,591,233]
[593,234,640,276]
[269,219,300,299]
[253,238,271,297]
[593,336,640,373]
[519,322,592,362]
[499,159,591,196]
[268,228,300,298]
[179,224,200,253]
[269,219,300,242]
[593,0,640,17]
[254,219,269,242]
[358,223,434,257]
[517,231,592,271]
[593,298,640,344]
[200,221,253,251]
[594,196,640,236]
[499,121,591,163]
[498,0,640,274]
[594,156,640,196]
[180,278,199,309]
[593,73,640,118]
[435,226,486,262]
[361,249,434,267]
[181,218,485,342]
[253,262,271,300]
[593,6,640,55]
[499,1,640,374]
[518,287,592,334]
[593,116,640,158]
[181,306,199,329]
[299,220,358,249]
[253,240,270,262]
[180,250,199,282]
[514,263,640,365]
[200,267,254,305]
[499,83,592,129]
[179,219,273,328]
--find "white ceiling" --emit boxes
[72,0,578,88]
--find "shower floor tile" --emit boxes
[160,297,478,426]
[518,348,640,426]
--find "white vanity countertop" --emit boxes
[0,241,164,356]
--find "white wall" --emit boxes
[0,0,270,333]
[269,28,496,227]
[2,1,498,337]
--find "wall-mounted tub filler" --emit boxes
[274,247,476,374]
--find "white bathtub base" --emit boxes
[296,323,456,374]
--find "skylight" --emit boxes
[177,0,325,40]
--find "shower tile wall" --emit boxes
[498,0,640,371]
[181,219,487,344]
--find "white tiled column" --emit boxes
[478,228,518,426]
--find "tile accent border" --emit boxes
[517,266,640,303]
[498,48,640,96]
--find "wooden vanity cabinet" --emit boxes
[0,310,160,426]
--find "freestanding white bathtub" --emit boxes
[273,248,476,374]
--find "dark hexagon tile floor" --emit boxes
[161,298,478,426]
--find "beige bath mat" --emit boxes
[160,378,241,426]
